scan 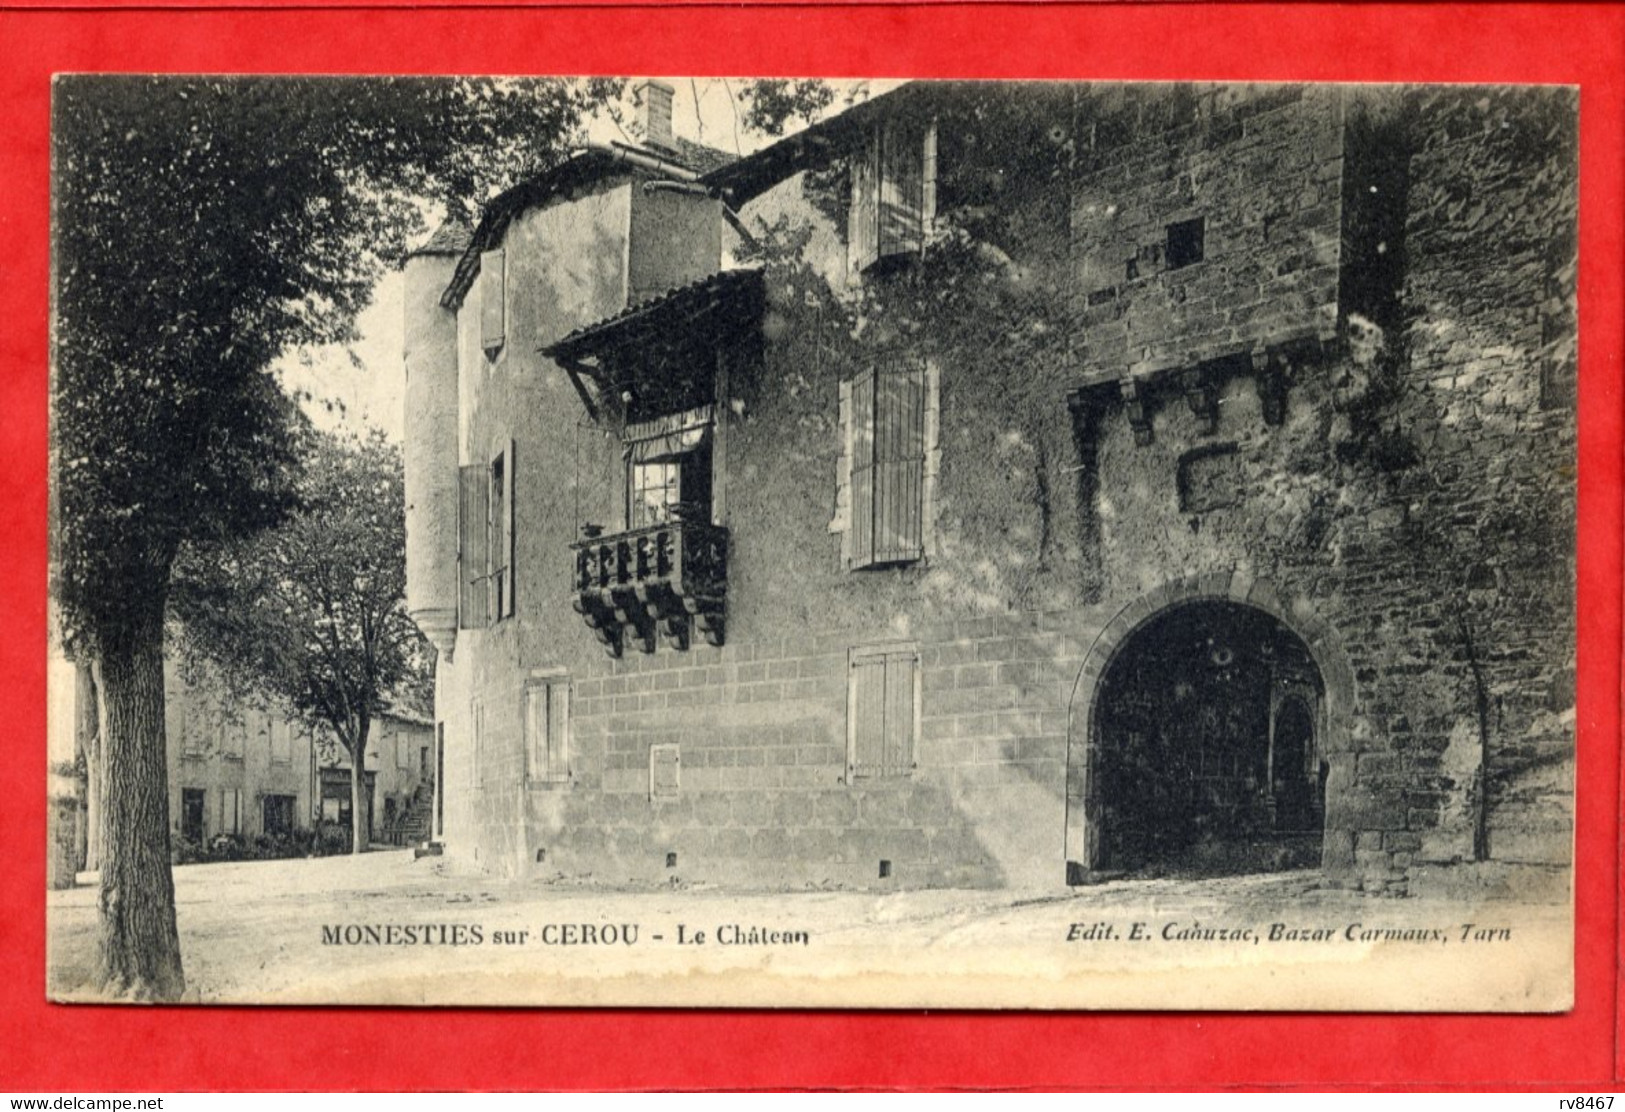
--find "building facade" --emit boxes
[404,81,1576,896]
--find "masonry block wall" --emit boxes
[1071,86,1344,381]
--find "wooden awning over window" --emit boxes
[542,269,764,424]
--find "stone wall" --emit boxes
[1070,86,1344,382]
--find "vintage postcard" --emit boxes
[46,76,1577,1010]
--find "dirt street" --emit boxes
[47,851,1570,1010]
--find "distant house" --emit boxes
[319,705,436,848]
[47,647,435,875]
[402,80,1575,896]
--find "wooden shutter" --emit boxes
[547,681,570,781]
[849,646,917,779]
[849,369,877,566]
[496,439,515,619]
[848,130,880,274]
[480,248,505,354]
[921,119,938,242]
[650,744,680,799]
[872,364,927,564]
[879,119,924,258]
[458,464,489,629]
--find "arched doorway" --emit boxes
[1069,599,1327,879]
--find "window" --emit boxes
[180,787,206,842]
[270,719,292,765]
[480,247,505,357]
[524,675,571,785]
[649,743,680,799]
[262,794,296,836]
[219,787,242,836]
[180,702,201,757]
[220,711,245,760]
[489,442,514,620]
[833,361,939,569]
[849,117,938,274]
[623,408,714,529]
[395,731,412,770]
[459,439,515,628]
[847,643,919,780]
[1166,217,1205,270]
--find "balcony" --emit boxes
[570,519,728,656]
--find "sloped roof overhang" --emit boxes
[699,81,945,206]
[542,268,765,421]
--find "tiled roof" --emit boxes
[701,82,933,205]
[406,218,473,260]
[669,136,738,176]
[544,268,764,362]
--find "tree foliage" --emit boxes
[173,431,428,853]
[50,75,612,998]
[737,79,840,137]
[52,76,616,649]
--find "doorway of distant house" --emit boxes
[262,793,296,837]
[180,788,206,844]
[1073,600,1326,878]
[420,745,431,781]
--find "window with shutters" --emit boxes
[833,361,939,570]
[489,442,514,621]
[649,743,681,799]
[524,674,571,786]
[269,719,292,766]
[847,642,920,780]
[480,247,505,357]
[458,440,515,628]
[219,787,242,836]
[849,117,938,276]
[221,710,245,761]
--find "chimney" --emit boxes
[635,79,677,153]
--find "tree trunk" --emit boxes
[350,717,370,855]
[74,659,100,872]
[94,600,184,1000]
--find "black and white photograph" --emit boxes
[46,75,1577,1009]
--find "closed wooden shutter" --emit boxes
[879,120,924,257]
[848,130,880,275]
[458,464,489,629]
[546,682,570,781]
[499,440,515,619]
[650,744,680,799]
[526,679,570,783]
[480,248,505,354]
[849,369,877,566]
[848,646,917,779]
[872,364,926,564]
[921,120,938,242]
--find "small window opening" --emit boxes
[878,859,893,879]
[1166,217,1206,269]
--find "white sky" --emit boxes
[277,78,894,443]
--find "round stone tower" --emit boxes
[402,221,466,660]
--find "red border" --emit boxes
[2,3,1620,1092]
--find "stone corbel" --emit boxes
[1119,377,1154,446]
[1181,368,1219,435]
[1252,349,1289,427]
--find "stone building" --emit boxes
[48,648,435,869]
[403,81,1576,896]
